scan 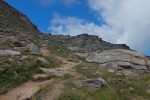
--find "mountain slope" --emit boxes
[0,1,39,34]
[0,1,150,100]
[65,34,130,52]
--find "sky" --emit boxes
[4,0,150,55]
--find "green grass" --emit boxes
[58,78,150,100]
[75,63,101,78]
[58,82,120,100]
[0,55,58,93]
[0,64,41,93]
[74,63,150,100]
[59,92,84,100]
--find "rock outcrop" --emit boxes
[73,77,108,89]
[147,56,150,60]
[0,50,21,56]
[75,49,150,71]
[26,44,39,54]
[66,34,130,52]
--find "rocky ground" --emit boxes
[0,1,150,100]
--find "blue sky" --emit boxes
[4,0,150,55]
[5,0,100,32]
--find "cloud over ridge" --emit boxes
[49,0,150,53]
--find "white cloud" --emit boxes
[48,0,150,54]
[48,14,118,43]
[88,0,150,52]
[38,0,78,6]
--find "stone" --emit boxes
[145,90,150,94]
[82,67,88,70]
[108,69,115,73]
[116,72,122,76]
[0,67,5,72]
[66,34,129,52]
[19,55,29,61]
[40,46,51,56]
[8,36,18,42]
[67,47,81,51]
[35,57,49,65]
[0,50,21,57]
[119,70,138,77]
[33,74,49,81]
[13,47,27,52]
[147,56,150,60]
[75,49,150,71]
[40,68,64,77]
[0,35,7,44]
[74,77,108,89]
[7,36,26,47]
[128,87,134,92]
[26,43,39,54]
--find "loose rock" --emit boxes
[35,57,49,65]
[26,43,39,54]
[75,49,150,71]
[74,77,108,89]
[0,50,21,57]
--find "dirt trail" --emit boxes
[0,80,54,100]
[50,56,78,76]
[0,48,79,100]
[38,47,80,100]
[41,82,64,100]
[37,56,79,100]
[40,47,79,77]
[0,58,78,100]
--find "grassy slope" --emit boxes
[59,63,150,100]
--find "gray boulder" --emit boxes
[75,49,150,71]
[40,68,64,77]
[67,47,82,51]
[147,56,150,60]
[26,43,39,54]
[0,50,21,56]
[74,77,108,89]
[66,34,130,52]
[34,57,49,65]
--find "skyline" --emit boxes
[4,0,150,55]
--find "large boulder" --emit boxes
[147,56,150,60]
[0,50,21,57]
[73,77,108,89]
[66,34,130,52]
[26,43,39,54]
[34,57,49,65]
[75,49,150,71]
[40,68,64,77]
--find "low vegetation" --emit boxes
[73,63,150,100]
[0,54,58,93]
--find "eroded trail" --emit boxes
[0,57,78,100]
[41,82,64,100]
[50,56,78,76]
[0,80,54,100]
[0,47,79,100]
[40,47,79,77]
[38,56,79,100]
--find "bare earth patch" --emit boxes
[0,79,54,100]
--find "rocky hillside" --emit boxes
[65,34,130,52]
[0,1,42,50]
[0,1,150,100]
[0,1,40,34]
